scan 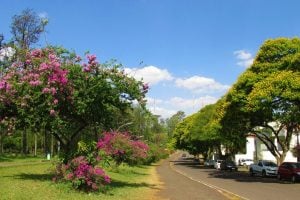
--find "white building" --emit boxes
[235,132,299,164]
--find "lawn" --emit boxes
[0,156,162,200]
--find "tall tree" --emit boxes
[0,48,147,161]
[166,111,185,137]
[11,9,47,49]
[172,105,220,158]
[219,38,300,164]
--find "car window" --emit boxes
[265,161,277,167]
[291,163,300,168]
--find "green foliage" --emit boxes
[143,143,169,164]
[218,37,300,163]
[171,104,221,157]
[166,111,185,137]
[0,47,147,160]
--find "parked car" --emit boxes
[277,162,300,183]
[204,159,215,168]
[249,160,278,177]
[239,158,254,166]
[220,160,238,171]
[214,160,224,170]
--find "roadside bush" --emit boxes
[143,143,169,164]
[53,156,110,192]
[97,131,149,166]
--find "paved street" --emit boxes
[156,153,228,200]
[157,153,300,200]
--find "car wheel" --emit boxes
[291,175,296,183]
[250,168,254,176]
[277,173,281,180]
[262,170,266,177]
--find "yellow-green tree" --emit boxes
[219,38,300,164]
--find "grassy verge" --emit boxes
[0,156,161,200]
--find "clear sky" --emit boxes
[1,0,300,118]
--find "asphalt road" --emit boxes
[157,152,300,200]
[156,153,228,200]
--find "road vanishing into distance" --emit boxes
[156,152,300,200]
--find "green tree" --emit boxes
[166,111,185,137]
[219,38,300,164]
[11,9,47,49]
[0,48,147,161]
[172,105,220,159]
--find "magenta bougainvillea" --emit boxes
[97,131,149,165]
[54,156,110,191]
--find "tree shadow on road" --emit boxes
[171,158,299,184]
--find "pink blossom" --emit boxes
[94,167,104,176]
[29,80,41,86]
[53,99,58,104]
[30,49,43,58]
[66,173,74,180]
[83,66,91,72]
[48,53,57,61]
[39,62,49,71]
[50,87,57,95]
[87,54,97,63]
[25,59,31,65]
[0,81,9,90]
[42,87,50,94]
[50,109,56,116]
[75,55,82,62]
[143,83,149,91]
[104,175,111,183]
[52,61,60,68]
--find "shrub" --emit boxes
[143,143,169,164]
[53,156,110,192]
[97,131,149,166]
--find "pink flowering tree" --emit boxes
[0,47,148,161]
[97,131,149,166]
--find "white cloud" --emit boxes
[124,65,173,85]
[146,97,163,105]
[168,96,217,110]
[175,76,230,93]
[234,50,254,68]
[147,106,177,119]
[145,96,218,118]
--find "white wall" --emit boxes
[235,134,299,164]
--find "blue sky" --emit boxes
[1,0,300,118]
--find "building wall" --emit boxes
[235,134,299,164]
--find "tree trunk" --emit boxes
[34,133,37,157]
[44,129,50,157]
[0,131,3,154]
[276,151,287,165]
[51,134,54,157]
[22,128,28,155]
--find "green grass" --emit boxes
[0,156,160,200]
